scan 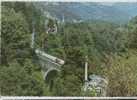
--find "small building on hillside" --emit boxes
[84,74,108,96]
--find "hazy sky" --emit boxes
[2,0,137,2]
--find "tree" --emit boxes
[0,60,39,96]
[128,16,137,48]
[2,2,46,49]
[1,6,30,65]
[0,59,52,96]
[104,50,137,96]
[1,3,52,96]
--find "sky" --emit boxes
[1,0,137,2]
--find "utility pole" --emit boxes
[84,55,88,91]
[85,56,88,81]
[31,21,35,49]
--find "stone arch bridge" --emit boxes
[35,49,65,80]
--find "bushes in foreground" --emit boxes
[104,50,137,96]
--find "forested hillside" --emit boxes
[34,2,137,23]
[1,2,137,96]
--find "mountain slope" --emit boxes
[35,2,137,23]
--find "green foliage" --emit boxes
[1,2,137,96]
[0,59,52,96]
[104,49,137,96]
[2,2,46,49]
[53,67,83,96]
[1,3,52,96]
[128,16,137,48]
[130,16,137,24]
[92,27,128,54]
[1,6,30,64]
[2,2,45,33]
[52,47,85,96]
[45,21,135,96]
[0,60,36,95]
[47,19,55,28]
[81,87,98,96]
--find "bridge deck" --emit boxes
[35,49,65,66]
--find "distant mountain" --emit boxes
[35,2,137,23]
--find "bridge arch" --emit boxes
[35,49,64,82]
[44,68,60,81]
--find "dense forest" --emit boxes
[1,2,137,96]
